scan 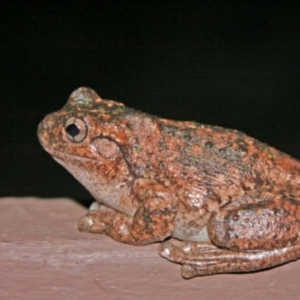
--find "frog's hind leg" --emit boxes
[158,191,300,278]
[158,240,300,278]
[208,193,300,251]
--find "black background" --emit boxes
[1,2,300,206]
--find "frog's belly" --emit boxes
[172,212,210,242]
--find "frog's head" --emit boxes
[37,87,138,213]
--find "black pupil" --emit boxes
[66,124,80,137]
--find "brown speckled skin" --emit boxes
[38,87,300,278]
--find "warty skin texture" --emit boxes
[38,87,300,278]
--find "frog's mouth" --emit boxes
[52,155,70,165]
[42,145,100,164]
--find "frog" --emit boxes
[37,87,300,278]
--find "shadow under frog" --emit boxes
[38,87,300,278]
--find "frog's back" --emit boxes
[155,118,300,189]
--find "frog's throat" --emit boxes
[51,155,134,215]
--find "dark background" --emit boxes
[1,2,300,206]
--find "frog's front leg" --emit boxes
[78,178,178,245]
[159,190,300,278]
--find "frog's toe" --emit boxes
[158,241,215,278]
[78,211,107,233]
[89,201,101,211]
[89,202,116,213]
[157,241,173,257]
[78,215,94,232]
[158,240,185,264]
[181,264,199,279]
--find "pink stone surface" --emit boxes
[1,198,300,300]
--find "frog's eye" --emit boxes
[65,117,87,143]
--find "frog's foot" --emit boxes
[158,240,227,278]
[78,205,115,234]
[158,240,300,278]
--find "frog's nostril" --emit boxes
[37,119,48,136]
[38,116,54,131]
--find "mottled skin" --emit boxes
[38,87,300,278]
